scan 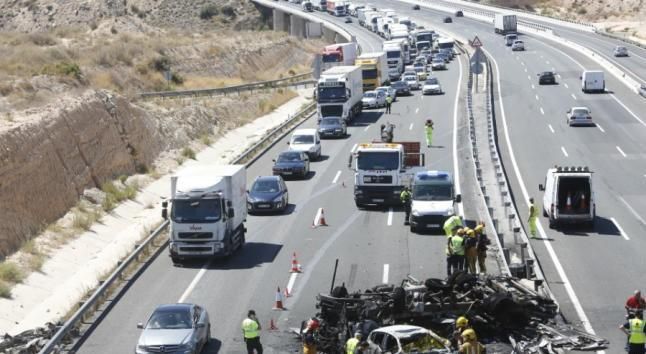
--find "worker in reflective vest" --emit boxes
[621,311,646,354]
[443,214,463,236]
[425,119,434,147]
[528,197,538,239]
[346,332,361,354]
[242,310,263,354]
[449,229,466,273]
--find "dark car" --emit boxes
[443,16,452,23]
[273,151,310,178]
[413,4,420,10]
[391,80,411,96]
[345,17,352,23]
[639,84,646,98]
[136,304,210,354]
[435,52,450,63]
[538,71,557,85]
[318,117,347,138]
[247,176,288,214]
[455,10,464,17]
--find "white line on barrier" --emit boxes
[596,124,605,133]
[571,93,577,100]
[332,170,342,184]
[616,146,627,157]
[611,217,630,241]
[564,83,569,88]
[351,143,358,153]
[561,146,569,157]
[382,264,390,284]
[618,196,646,226]
[453,54,465,217]
[387,208,393,226]
[548,124,555,133]
[540,107,545,115]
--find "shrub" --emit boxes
[28,32,57,46]
[200,5,219,19]
[0,262,24,283]
[0,281,10,298]
[171,72,184,85]
[41,62,82,80]
[181,147,196,160]
[151,56,171,72]
[577,8,587,14]
[221,5,236,18]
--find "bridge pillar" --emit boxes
[290,15,306,38]
[272,9,289,32]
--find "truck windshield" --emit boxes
[357,152,399,170]
[386,51,401,59]
[437,41,454,49]
[416,34,433,43]
[362,68,378,79]
[322,53,341,63]
[171,199,221,223]
[320,105,343,117]
[318,86,347,100]
[413,184,452,201]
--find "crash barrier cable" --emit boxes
[37,102,317,354]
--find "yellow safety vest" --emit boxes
[451,235,465,256]
[346,337,359,354]
[242,318,259,339]
[629,318,646,344]
[529,203,538,218]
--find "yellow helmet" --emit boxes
[467,229,475,237]
[456,316,469,328]
[461,328,477,341]
[474,224,484,233]
[457,228,465,235]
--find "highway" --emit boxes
[74,13,492,353]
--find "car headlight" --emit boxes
[446,207,455,216]
[170,243,178,253]
[273,195,283,202]
[136,345,147,354]
[412,210,420,216]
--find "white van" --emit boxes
[581,70,605,93]
[409,170,461,233]
[538,166,595,228]
[288,129,322,160]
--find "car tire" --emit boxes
[543,208,548,217]
[410,224,417,233]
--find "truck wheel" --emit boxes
[548,217,556,229]
[543,208,548,217]
[410,224,417,233]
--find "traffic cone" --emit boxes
[273,286,285,310]
[290,252,302,273]
[566,193,572,211]
[580,193,587,210]
[319,208,328,226]
[269,318,278,330]
[284,286,292,298]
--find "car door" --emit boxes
[192,306,204,344]
[383,333,400,353]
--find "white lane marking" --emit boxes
[521,61,525,66]
[596,123,605,133]
[616,146,627,157]
[387,207,393,226]
[409,123,414,130]
[527,75,531,80]
[548,124,555,133]
[535,94,539,100]
[415,107,419,114]
[561,146,569,157]
[351,143,358,153]
[540,107,545,115]
[557,74,562,79]
[332,170,341,184]
[546,60,550,64]
[618,196,646,226]
[552,67,556,72]
[484,47,599,338]
[382,264,389,284]
[524,67,528,73]
[611,217,630,241]
[453,54,465,217]
[286,272,298,294]
[564,83,569,89]
[571,93,577,100]
[178,264,210,303]
[531,84,535,90]
[364,125,370,131]
[609,94,646,128]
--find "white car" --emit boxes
[422,77,443,95]
[288,128,322,159]
[431,58,446,70]
[368,325,451,354]
[566,107,593,126]
[362,90,386,108]
[511,40,525,51]
[376,86,397,102]
[403,74,420,90]
[613,45,628,57]
[413,66,428,80]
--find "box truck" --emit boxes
[355,52,389,90]
[316,65,364,122]
[494,13,517,34]
[321,42,359,71]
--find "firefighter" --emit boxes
[451,316,472,348]
[401,186,412,225]
[528,197,538,239]
[464,228,478,274]
[475,223,490,274]
[443,214,463,236]
[242,310,263,354]
[345,332,361,354]
[459,329,486,353]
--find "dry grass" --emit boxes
[71,207,102,231]
[0,262,24,283]
[0,280,10,299]
[257,89,298,115]
[181,76,245,89]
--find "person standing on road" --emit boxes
[449,228,466,274]
[626,290,646,318]
[242,310,263,354]
[443,214,463,236]
[385,95,393,114]
[345,332,361,354]
[464,228,478,274]
[621,311,646,354]
[528,197,538,239]
[446,226,459,276]
[475,223,490,274]
[401,186,412,225]
[425,119,434,147]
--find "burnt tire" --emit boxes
[392,287,406,313]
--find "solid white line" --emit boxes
[409,123,414,130]
[351,143,358,153]
[415,107,419,114]
[485,47,599,337]
[540,107,545,115]
[524,68,528,73]
[609,94,646,128]
[535,94,539,100]
[564,83,569,89]
[287,272,298,294]
[596,123,605,133]
[616,146,627,157]
[531,84,535,90]
[618,196,646,226]
[548,124,555,133]
[178,265,210,303]
[611,217,630,241]
[571,93,577,100]
[527,75,531,80]
[382,264,390,284]
[561,146,569,157]
[364,125,370,131]
[332,170,341,184]
[387,207,393,226]
[453,55,465,217]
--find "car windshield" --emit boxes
[171,199,221,223]
[400,332,448,351]
[542,72,554,77]
[413,184,452,201]
[252,179,280,193]
[321,118,341,126]
[364,92,376,98]
[405,76,416,81]
[277,152,303,162]
[357,151,399,170]
[425,78,439,85]
[572,109,589,115]
[393,82,406,88]
[146,309,192,330]
[292,134,314,144]
[433,59,444,63]
[414,67,423,72]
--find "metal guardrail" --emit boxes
[595,29,646,50]
[38,102,317,354]
[139,72,314,99]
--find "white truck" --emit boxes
[539,165,595,228]
[365,12,381,32]
[313,0,327,11]
[376,16,395,37]
[383,39,406,79]
[387,23,408,40]
[302,1,313,11]
[326,0,346,16]
[580,70,605,93]
[357,7,370,25]
[409,170,462,233]
[494,13,517,35]
[349,142,424,208]
[162,165,247,262]
[321,42,359,71]
[316,65,363,123]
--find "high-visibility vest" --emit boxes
[529,203,538,218]
[451,235,465,256]
[629,318,646,344]
[242,318,259,339]
[460,341,485,354]
[346,337,359,354]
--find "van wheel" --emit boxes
[543,208,548,217]
[548,218,556,229]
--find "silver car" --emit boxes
[136,304,210,354]
[403,74,420,90]
[566,106,593,126]
[614,46,628,57]
[511,40,525,51]
[376,86,397,102]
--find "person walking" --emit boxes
[621,311,646,354]
[385,95,393,114]
[459,329,486,354]
[449,228,466,274]
[464,228,478,274]
[400,186,412,225]
[474,223,490,274]
[242,310,263,354]
[345,332,361,354]
[528,197,538,239]
[425,119,434,147]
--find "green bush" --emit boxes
[150,56,171,72]
[0,281,11,298]
[0,262,24,283]
[181,147,196,160]
[41,61,82,79]
[200,5,219,19]
[221,5,236,18]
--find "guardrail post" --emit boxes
[526,259,535,279]
[519,242,527,264]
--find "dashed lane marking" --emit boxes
[540,107,545,115]
[596,124,605,133]
[548,124,555,133]
[616,146,627,157]
[382,264,389,284]
[387,208,393,226]
[561,146,569,157]
[332,170,341,184]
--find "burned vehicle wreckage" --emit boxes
[298,272,608,353]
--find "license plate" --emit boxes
[282,171,292,175]
[372,199,384,202]
[257,204,270,208]
[427,224,440,228]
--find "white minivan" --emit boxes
[538,166,595,228]
[581,70,605,93]
[288,128,322,160]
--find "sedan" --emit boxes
[317,117,347,138]
[376,85,397,102]
[362,90,386,108]
[538,71,556,85]
[273,151,310,178]
[247,175,288,213]
[431,58,446,70]
[413,65,428,81]
[391,80,411,96]
[613,46,628,57]
[443,16,452,23]
[639,83,646,98]
[136,304,210,354]
[566,107,593,126]
[403,74,420,90]
[511,40,525,51]
[422,77,443,95]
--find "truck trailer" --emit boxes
[162,165,247,262]
[494,13,517,34]
[321,42,359,71]
[383,39,406,79]
[326,0,346,16]
[316,65,363,123]
[355,52,389,90]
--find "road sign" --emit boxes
[470,35,483,48]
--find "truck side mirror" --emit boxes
[455,194,462,203]
[538,184,544,191]
[161,208,168,220]
[348,154,353,169]
[137,323,144,329]
[226,200,233,208]
[228,208,235,218]
[162,201,168,208]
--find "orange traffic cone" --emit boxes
[290,252,302,273]
[580,193,587,210]
[273,286,285,310]
[566,193,572,211]
[319,208,328,226]
[269,318,278,330]
[284,286,292,298]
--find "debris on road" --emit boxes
[297,272,608,353]
[0,321,75,354]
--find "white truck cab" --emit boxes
[539,165,595,228]
[409,170,461,233]
[288,128,322,160]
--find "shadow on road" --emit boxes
[208,242,283,270]
[203,337,222,353]
[352,111,383,126]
